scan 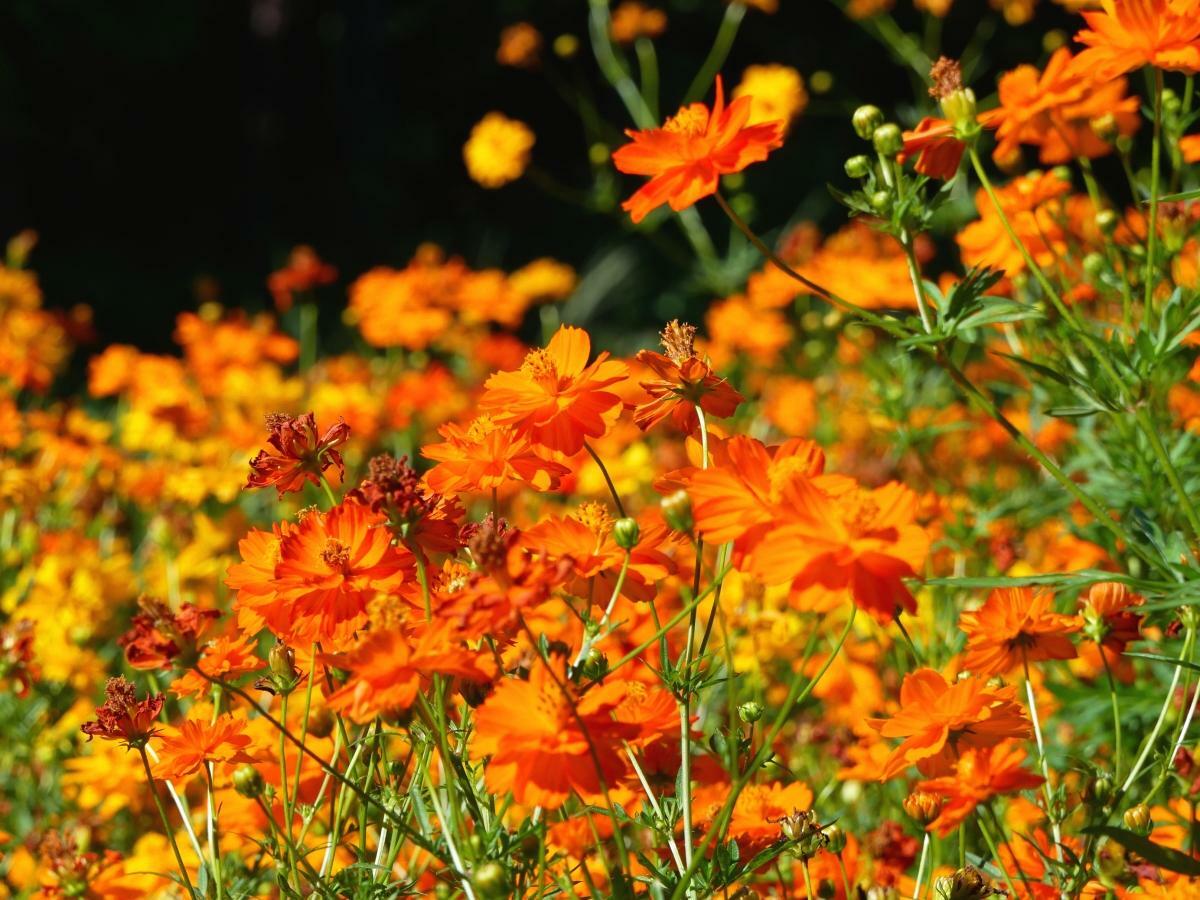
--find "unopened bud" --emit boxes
[853,105,885,140]
[940,88,977,129]
[844,155,872,179]
[1083,252,1106,280]
[1090,112,1118,143]
[471,862,509,899]
[870,191,891,213]
[613,517,640,550]
[779,809,828,859]
[233,765,264,799]
[1163,88,1181,114]
[817,879,837,899]
[306,704,335,739]
[661,490,693,533]
[269,640,297,681]
[738,701,764,724]
[823,824,847,854]
[904,790,943,825]
[1123,803,1152,835]
[1095,209,1119,233]
[872,123,904,158]
[934,866,997,899]
[553,34,579,59]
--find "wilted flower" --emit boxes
[80,677,164,748]
[245,411,350,497]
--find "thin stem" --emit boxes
[1145,68,1164,324]
[1099,648,1124,783]
[299,300,318,371]
[634,37,659,119]
[1022,654,1065,876]
[571,551,631,668]
[913,832,931,900]
[1123,627,1193,793]
[624,743,685,873]
[205,765,224,900]
[138,746,199,900]
[1134,405,1200,546]
[976,811,1022,899]
[583,440,627,518]
[683,3,745,103]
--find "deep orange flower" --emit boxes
[693,780,815,856]
[900,116,968,180]
[170,633,260,699]
[117,597,219,671]
[80,677,164,748]
[612,76,784,223]
[1073,0,1200,78]
[478,325,628,454]
[151,714,257,781]
[245,412,350,497]
[324,624,496,723]
[1080,581,1143,652]
[270,500,415,643]
[422,414,571,495]
[991,48,1139,164]
[267,244,336,313]
[519,503,677,603]
[37,833,146,900]
[957,171,1072,275]
[959,587,1080,676]
[613,680,681,774]
[916,741,1044,836]
[1182,133,1200,162]
[634,320,744,433]
[227,520,295,636]
[471,656,637,808]
[869,668,1031,779]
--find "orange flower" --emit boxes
[612,76,784,223]
[267,245,336,313]
[471,656,637,808]
[634,320,744,433]
[227,520,295,636]
[270,501,415,643]
[478,325,628,455]
[869,668,1030,779]
[1182,133,1200,162]
[992,48,1139,164]
[170,633,260,699]
[693,780,815,855]
[80,677,164,748]
[959,587,1080,676]
[1080,581,1143,652]
[324,624,496,723]
[1073,0,1200,78]
[422,414,571,494]
[610,1,667,43]
[916,741,1044,836]
[151,714,257,782]
[900,116,967,180]
[117,598,219,671]
[245,412,350,497]
[957,171,1072,276]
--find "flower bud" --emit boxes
[816,879,837,899]
[553,34,579,59]
[1095,835,1127,881]
[1087,770,1115,807]
[1083,252,1106,280]
[823,824,847,854]
[869,191,891,213]
[872,123,904,158]
[1090,112,1118,143]
[738,701,764,724]
[233,764,264,799]
[903,790,943,826]
[613,517,640,550]
[941,88,977,130]
[661,489,693,533]
[852,105,885,140]
[579,648,608,682]
[779,809,828,859]
[1095,209,1119,233]
[844,155,872,179]
[306,704,335,739]
[471,861,509,899]
[1123,803,1152,835]
[269,640,296,680]
[934,866,996,899]
[1163,88,1181,114]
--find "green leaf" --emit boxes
[1153,187,1200,203]
[1123,652,1200,675]
[1081,826,1200,876]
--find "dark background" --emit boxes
[0,0,1073,351]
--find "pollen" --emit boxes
[572,501,614,540]
[660,319,697,364]
[519,347,559,381]
[465,414,500,443]
[663,104,709,137]
[321,538,352,572]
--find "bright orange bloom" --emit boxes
[959,587,1080,676]
[478,325,628,455]
[270,501,415,643]
[471,656,636,808]
[170,633,260,699]
[324,625,496,723]
[687,435,930,620]
[422,414,571,494]
[613,680,682,774]
[957,171,1072,275]
[227,520,295,636]
[1073,0,1200,78]
[916,741,1044,836]
[245,412,350,497]
[900,117,967,180]
[1080,581,1143,652]
[1183,132,1200,162]
[693,780,815,855]
[991,48,1139,164]
[152,714,257,781]
[634,320,744,433]
[610,1,667,43]
[612,76,784,223]
[869,668,1031,779]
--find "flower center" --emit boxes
[663,104,709,138]
[572,501,614,545]
[520,348,559,383]
[321,538,351,572]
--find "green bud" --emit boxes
[588,143,610,167]
[1163,88,1181,114]
[1051,165,1073,182]
[661,489,693,533]
[738,701,764,724]
[1095,209,1119,233]
[872,123,904,158]
[817,879,837,899]
[613,517,640,550]
[869,190,891,213]
[823,824,847,854]
[1123,803,1152,835]
[844,155,872,179]
[471,861,509,899]
[934,866,997,899]
[232,765,264,799]
[580,648,608,682]
[1083,252,1106,280]
[1088,770,1115,806]
[852,105,885,140]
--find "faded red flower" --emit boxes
[245,411,350,497]
[80,677,164,748]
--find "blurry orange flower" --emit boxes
[245,412,349,497]
[479,325,628,454]
[916,741,1044,835]
[959,587,1079,676]
[694,780,814,855]
[325,625,495,723]
[464,112,534,188]
[423,415,571,494]
[348,250,459,350]
[869,668,1030,779]
[991,48,1139,164]
[267,245,336,313]
[957,171,1072,275]
[118,598,219,671]
[496,22,542,68]
[610,1,666,43]
[634,320,744,433]
[1183,133,1200,162]
[1073,0,1200,78]
[612,77,784,223]
[152,714,257,782]
[171,634,260,699]
[472,656,636,808]
[1080,581,1143,651]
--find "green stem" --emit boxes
[913,833,931,900]
[1099,647,1124,783]
[299,300,318,372]
[635,37,659,120]
[138,747,199,900]
[1022,654,1065,877]
[583,440,627,518]
[683,3,746,103]
[976,811,1021,899]
[205,765,225,900]
[1145,69,1164,325]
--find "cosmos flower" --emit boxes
[634,320,744,433]
[422,415,571,494]
[916,741,1044,836]
[1073,0,1200,78]
[464,112,535,188]
[245,412,350,497]
[151,714,258,782]
[479,325,628,455]
[869,668,1031,779]
[118,597,220,671]
[959,587,1080,676]
[612,76,784,223]
[80,677,164,748]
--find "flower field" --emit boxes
[7,1,1200,897]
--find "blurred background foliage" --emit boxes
[0,0,1079,353]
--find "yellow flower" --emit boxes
[733,64,808,130]
[508,258,577,304]
[915,0,954,14]
[464,112,535,188]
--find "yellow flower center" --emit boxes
[465,414,499,443]
[663,104,709,138]
[572,501,614,543]
[520,347,559,382]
